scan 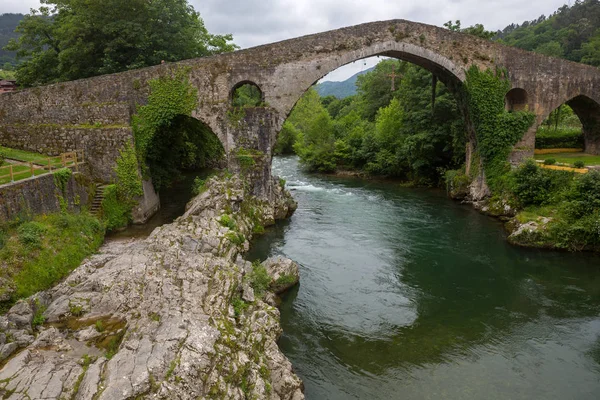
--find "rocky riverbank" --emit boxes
[0,174,304,399]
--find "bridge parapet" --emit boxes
[0,19,598,198]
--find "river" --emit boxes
[246,156,600,400]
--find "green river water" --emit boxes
[245,156,600,400]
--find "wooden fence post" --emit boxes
[29,162,34,177]
[9,165,13,182]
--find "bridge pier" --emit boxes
[509,124,537,165]
[567,95,600,155]
[224,107,281,201]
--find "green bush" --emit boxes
[115,144,143,200]
[101,185,132,231]
[274,121,299,155]
[225,232,245,246]
[192,177,206,195]
[563,170,600,219]
[444,169,470,198]
[219,214,237,231]
[53,168,73,194]
[1,212,104,303]
[17,222,47,247]
[231,295,249,318]
[535,126,584,149]
[574,160,585,169]
[544,158,557,165]
[549,212,600,251]
[511,160,573,206]
[249,261,271,299]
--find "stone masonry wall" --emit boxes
[0,125,134,183]
[0,170,94,222]
[1,19,600,195]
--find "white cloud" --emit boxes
[2,0,570,80]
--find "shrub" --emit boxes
[574,160,585,169]
[249,261,271,299]
[115,144,143,201]
[219,214,237,231]
[17,221,47,247]
[544,158,557,165]
[53,168,73,195]
[563,170,600,219]
[101,185,132,231]
[1,213,104,303]
[444,169,470,198]
[512,160,551,206]
[535,126,584,149]
[511,160,573,206]
[231,295,249,318]
[192,177,206,195]
[225,232,245,246]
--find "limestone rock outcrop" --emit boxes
[0,175,303,400]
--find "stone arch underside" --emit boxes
[566,95,600,155]
[266,40,467,121]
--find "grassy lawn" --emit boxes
[535,152,600,166]
[0,146,80,185]
[0,213,105,307]
[0,166,47,185]
[0,146,56,164]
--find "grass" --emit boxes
[0,146,49,163]
[536,152,600,167]
[0,146,80,185]
[0,165,47,185]
[0,70,15,80]
[0,212,105,307]
[534,148,583,155]
[535,126,583,150]
[0,146,78,167]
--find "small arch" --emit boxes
[231,81,263,107]
[146,115,225,190]
[505,88,529,112]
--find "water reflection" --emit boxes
[248,156,600,400]
[110,170,215,239]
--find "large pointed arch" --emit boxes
[265,40,467,120]
[535,94,600,155]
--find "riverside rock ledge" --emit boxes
[0,174,303,400]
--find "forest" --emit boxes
[495,0,600,65]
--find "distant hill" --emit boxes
[495,0,600,66]
[315,67,374,98]
[0,13,24,66]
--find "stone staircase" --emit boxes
[90,184,108,216]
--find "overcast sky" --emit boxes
[2,0,572,81]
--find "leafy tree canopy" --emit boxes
[495,0,600,66]
[5,0,238,86]
[443,20,495,40]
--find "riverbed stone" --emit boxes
[263,256,300,294]
[6,301,33,331]
[0,342,17,361]
[0,174,303,400]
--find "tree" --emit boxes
[6,0,238,86]
[356,59,406,121]
[462,24,496,40]
[444,20,495,40]
[535,41,564,57]
[581,29,600,66]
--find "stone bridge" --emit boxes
[1,19,599,212]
